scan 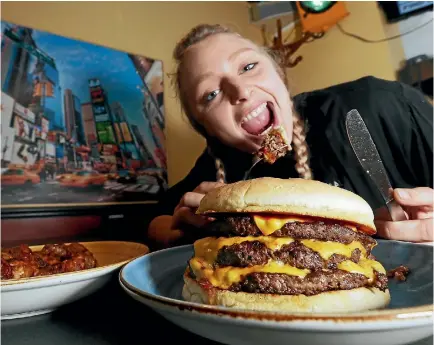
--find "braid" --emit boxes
[207,147,226,183]
[214,157,226,183]
[291,107,313,180]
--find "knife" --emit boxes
[345,109,407,221]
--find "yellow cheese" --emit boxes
[338,259,386,281]
[190,257,386,289]
[194,237,368,266]
[189,257,309,289]
[368,260,387,274]
[300,239,366,260]
[194,236,294,263]
[253,215,308,235]
[189,255,386,289]
[252,215,359,235]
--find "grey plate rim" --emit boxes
[119,242,433,323]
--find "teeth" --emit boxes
[241,103,267,124]
[260,125,273,136]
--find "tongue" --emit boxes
[241,107,271,135]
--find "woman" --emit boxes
[148,24,433,246]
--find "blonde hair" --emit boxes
[173,24,312,181]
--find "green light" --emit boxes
[300,1,335,13]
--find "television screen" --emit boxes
[378,1,433,22]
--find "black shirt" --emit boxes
[157,76,433,216]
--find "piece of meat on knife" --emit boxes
[255,127,290,164]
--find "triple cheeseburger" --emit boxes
[182,177,390,313]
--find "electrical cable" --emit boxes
[336,18,433,43]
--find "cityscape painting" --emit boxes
[1,21,167,209]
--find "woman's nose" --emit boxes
[223,78,252,104]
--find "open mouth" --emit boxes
[241,102,275,136]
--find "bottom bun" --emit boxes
[182,273,391,313]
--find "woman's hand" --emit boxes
[148,215,184,246]
[171,181,225,230]
[147,182,225,247]
[375,187,433,242]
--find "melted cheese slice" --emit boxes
[194,236,294,264]
[191,229,383,288]
[338,259,386,281]
[189,257,309,289]
[253,215,309,235]
[252,215,358,235]
[194,237,368,265]
[190,257,385,289]
[300,239,366,260]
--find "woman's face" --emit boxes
[180,33,294,153]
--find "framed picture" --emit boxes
[1,21,167,218]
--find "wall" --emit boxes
[2,1,409,187]
[383,10,433,73]
[397,11,433,61]
[285,1,397,95]
[1,1,262,186]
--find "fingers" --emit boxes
[374,205,408,222]
[193,181,225,194]
[375,218,433,242]
[175,182,225,213]
[394,187,434,208]
[172,182,224,230]
[171,206,210,230]
[148,182,224,246]
[176,192,205,212]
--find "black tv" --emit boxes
[378,1,433,23]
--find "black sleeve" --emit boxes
[347,79,434,191]
[155,149,217,216]
[332,77,434,190]
[400,83,433,187]
[299,76,433,210]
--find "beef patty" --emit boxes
[205,216,376,252]
[229,270,388,296]
[194,216,387,296]
[215,240,364,270]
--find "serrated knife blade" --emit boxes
[345,109,407,221]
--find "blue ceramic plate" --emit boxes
[120,240,433,345]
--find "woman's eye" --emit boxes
[242,62,257,73]
[205,89,220,102]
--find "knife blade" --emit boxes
[345,109,407,221]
